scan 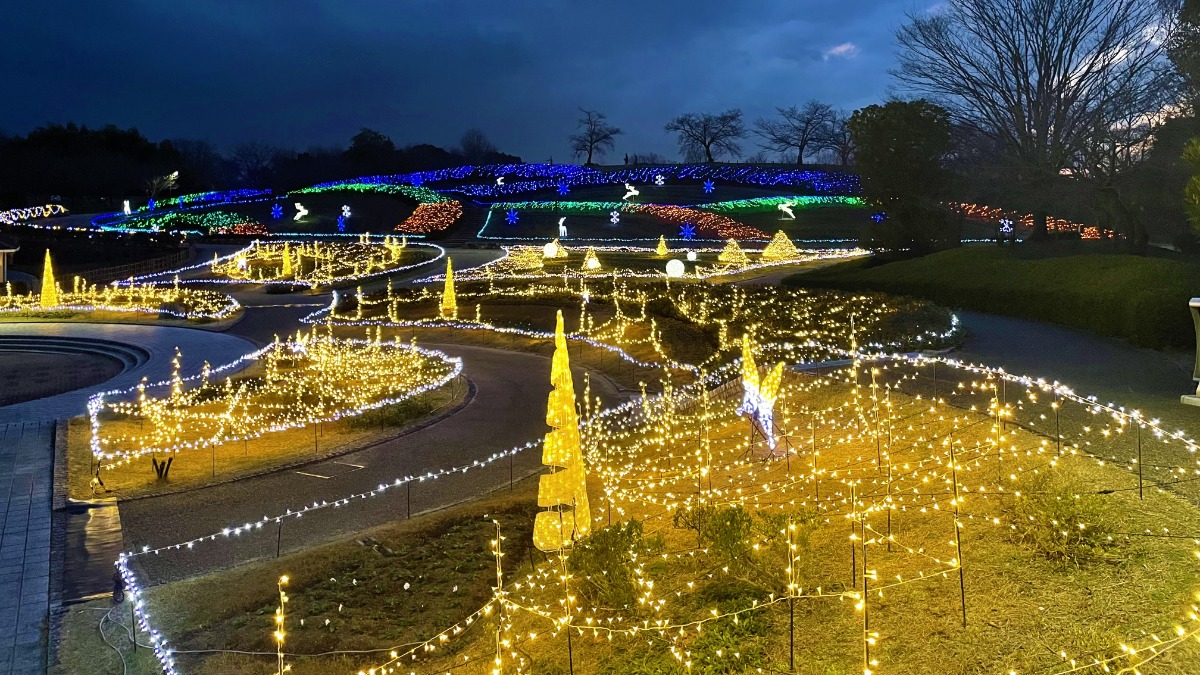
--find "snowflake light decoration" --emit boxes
[342,205,352,219]
[412,176,423,187]
[496,176,505,186]
[654,174,665,186]
[147,198,157,210]
[870,211,887,223]
[505,209,519,225]
[609,210,621,225]
[702,179,715,194]
[556,181,570,196]
[999,218,1014,236]
[271,204,283,220]
[679,223,696,240]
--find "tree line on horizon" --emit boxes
[3,0,1200,254]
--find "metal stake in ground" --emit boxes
[949,424,967,628]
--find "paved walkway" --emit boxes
[119,343,622,583]
[0,422,53,675]
[0,323,257,424]
[954,311,1194,401]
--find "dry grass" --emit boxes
[95,368,1200,674]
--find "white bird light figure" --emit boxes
[622,182,640,201]
[293,203,309,221]
[737,334,785,451]
[778,201,796,219]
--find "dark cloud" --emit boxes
[1,0,914,160]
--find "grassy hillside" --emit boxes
[785,245,1200,349]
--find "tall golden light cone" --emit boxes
[40,250,59,309]
[440,257,457,319]
[533,310,591,551]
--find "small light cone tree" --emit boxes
[533,310,591,552]
[761,230,799,261]
[581,247,602,273]
[40,250,58,309]
[656,235,669,256]
[441,257,457,319]
[717,238,749,267]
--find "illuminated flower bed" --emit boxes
[89,332,461,471]
[292,182,464,234]
[424,241,863,284]
[129,239,444,289]
[396,200,463,234]
[0,266,239,321]
[953,202,1107,239]
[99,209,267,235]
[324,272,957,373]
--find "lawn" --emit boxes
[785,244,1200,349]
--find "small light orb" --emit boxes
[665,259,686,278]
[585,256,600,270]
[686,251,697,262]
[543,242,558,258]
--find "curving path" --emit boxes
[119,343,620,582]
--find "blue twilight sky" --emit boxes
[1,0,932,161]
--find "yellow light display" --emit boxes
[581,246,601,273]
[717,238,749,266]
[761,230,800,261]
[655,235,669,256]
[89,331,461,468]
[39,250,58,309]
[441,257,457,319]
[533,310,591,552]
[1,267,239,320]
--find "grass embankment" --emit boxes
[68,378,464,501]
[786,245,1200,349]
[55,482,542,675]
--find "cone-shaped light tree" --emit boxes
[717,238,749,267]
[440,257,457,319]
[581,247,602,273]
[737,334,785,450]
[761,230,799,261]
[40,250,59,309]
[533,310,591,552]
[656,235,669,256]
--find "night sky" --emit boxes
[3,1,922,161]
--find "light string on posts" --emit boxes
[117,240,445,289]
[1,252,240,320]
[88,332,463,467]
[410,243,867,284]
[114,353,1200,672]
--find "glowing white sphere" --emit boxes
[665,259,685,278]
[585,256,600,270]
[543,242,558,258]
[686,251,697,262]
